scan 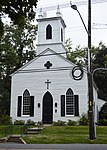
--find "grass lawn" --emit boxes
[0,125,23,138]
[0,125,107,144]
[23,126,107,144]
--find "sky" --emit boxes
[36,0,107,49]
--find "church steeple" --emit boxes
[36,7,66,57]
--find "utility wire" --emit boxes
[16,66,74,74]
[36,0,107,12]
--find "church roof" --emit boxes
[10,48,87,76]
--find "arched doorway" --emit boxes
[42,92,53,124]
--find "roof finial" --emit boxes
[38,7,43,18]
[57,4,60,13]
[56,4,62,17]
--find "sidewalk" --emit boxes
[0,144,107,150]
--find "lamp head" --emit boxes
[71,4,77,10]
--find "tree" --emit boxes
[3,21,37,69]
[65,39,107,100]
[0,22,37,115]
[65,38,88,66]
[93,42,107,100]
[0,0,38,37]
[0,44,16,115]
[93,42,107,68]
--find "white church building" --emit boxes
[10,8,104,124]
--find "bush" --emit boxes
[26,119,35,125]
[99,103,107,120]
[98,119,107,126]
[78,113,88,126]
[53,120,67,126]
[14,120,25,125]
[67,120,77,126]
[0,114,12,125]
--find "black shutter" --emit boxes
[74,95,79,116]
[61,95,65,117]
[17,96,22,117]
[30,96,34,117]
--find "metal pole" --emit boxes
[88,0,96,140]
[77,9,88,35]
[70,0,96,140]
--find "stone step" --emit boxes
[7,135,25,144]
[26,131,39,134]
[26,127,43,134]
[43,124,52,127]
[28,127,43,131]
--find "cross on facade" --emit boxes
[45,79,51,89]
[44,61,52,69]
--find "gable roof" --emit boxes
[10,48,87,76]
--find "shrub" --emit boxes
[78,113,88,125]
[14,120,25,125]
[26,119,35,125]
[67,120,77,126]
[99,103,107,120]
[0,114,12,125]
[98,119,107,126]
[53,120,67,126]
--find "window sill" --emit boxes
[21,115,30,117]
[66,115,74,117]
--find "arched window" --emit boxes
[46,24,52,39]
[23,89,30,115]
[61,28,63,42]
[66,88,74,115]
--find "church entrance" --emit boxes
[42,91,53,124]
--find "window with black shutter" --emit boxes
[23,89,30,115]
[61,28,63,42]
[17,90,34,117]
[61,95,65,117]
[74,95,79,116]
[30,96,34,117]
[17,96,22,117]
[66,88,74,115]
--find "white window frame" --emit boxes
[66,88,74,116]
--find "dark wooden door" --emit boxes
[42,92,53,124]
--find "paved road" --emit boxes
[0,144,107,150]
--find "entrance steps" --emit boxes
[23,124,52,134]
[26,127,43,134]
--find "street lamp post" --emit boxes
[70,0,96,140]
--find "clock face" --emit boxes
[70,66,84,80]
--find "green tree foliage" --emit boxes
[93,43,107,100]
[3,22,37,69]
[0,43,17,115]
[0,22,37,115]
[65,39,107,100]
[65,38,99,67]
[65,38,88,66]
[0,0,38,37]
